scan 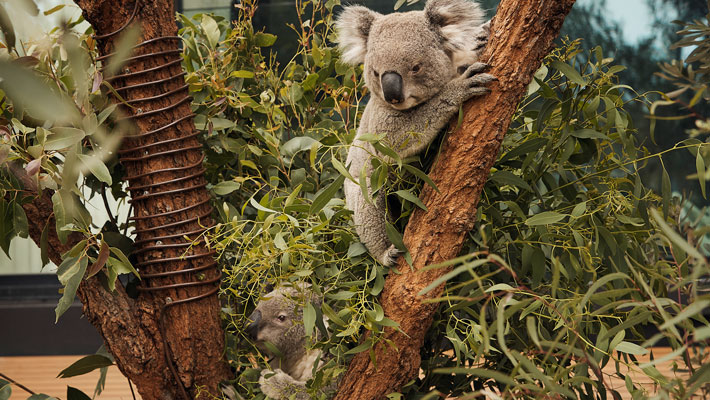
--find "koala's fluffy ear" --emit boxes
[425,0,485,54]
[335,5,381,65]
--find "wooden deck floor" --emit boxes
[0,356,140,400]
[601,346,706,399]
[0,349,706,399]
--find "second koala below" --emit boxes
[246,284,335,400]
[336,0,495,266]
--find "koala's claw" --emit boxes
[463,62,489,76]
[468,73,497,87]
[378,244,401,267]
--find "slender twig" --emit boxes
[101,183,118,225]
[0,372,37,395]
[127,377,136,400]
[123,203,133,236]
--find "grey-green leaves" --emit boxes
[310,175,345,215]
[550,60,586,86]
[55,255,88,322]
[525,211,566,226]
[0,59,79,123]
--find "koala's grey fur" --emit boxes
[336,0,494,266]
[246,284,334,400]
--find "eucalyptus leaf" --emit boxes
[697,151,706,199]
[45,127,85,151]
[551,60,586,86]
[0,59,79,122]
[525,211,567,226]
[254,32,277,47]
[57,354,114,378]
[615,341,648,355]
[303,302,316,337]
[201,14,220,48]
[213,181,241,195]
[394,190,427,211]
[310,175,344,215]
[13,203,28,238]
[77,154,112,185]
[66,387,91,400]
[55,255,88,322]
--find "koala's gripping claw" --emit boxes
[468,73,497,88]
[378,244,402,267]
[445,63,496,105]
[463,62,489,76]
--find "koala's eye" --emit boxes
[412,64,422,73]
[373,70,379,78]
[276,314,286,322]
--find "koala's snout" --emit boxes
[381,72,403,104]
[246,309,262,340]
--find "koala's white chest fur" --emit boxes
[276,348,322,381]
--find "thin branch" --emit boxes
[101,183,118,225]
[0,372,37,396]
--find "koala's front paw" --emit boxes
[462,62,496,85]
[378,244,401,267]
[453,63,496,102]
[259,369,305,399]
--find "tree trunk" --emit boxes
[333,0,576,398]
[18,0,231,398]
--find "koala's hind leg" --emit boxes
[345,179,400,266]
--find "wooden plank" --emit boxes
[1,348,706,399]
[602,347,707,400]
[0,356,140,400]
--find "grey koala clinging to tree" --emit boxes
[336,0,495,266]
[246,284,334,400]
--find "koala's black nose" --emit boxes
[381,72,403,105]
[245,310,261,340]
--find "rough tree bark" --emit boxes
[334,0,577,398]
[17,0,231,398]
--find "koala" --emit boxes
[245,284,334,400]
[336,0,495,266]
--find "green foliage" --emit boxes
[652,0,710,139]
[0,2,138,319]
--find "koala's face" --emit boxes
[336,0,485,111]
[364,13,455,110]
[245,286,308,358]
